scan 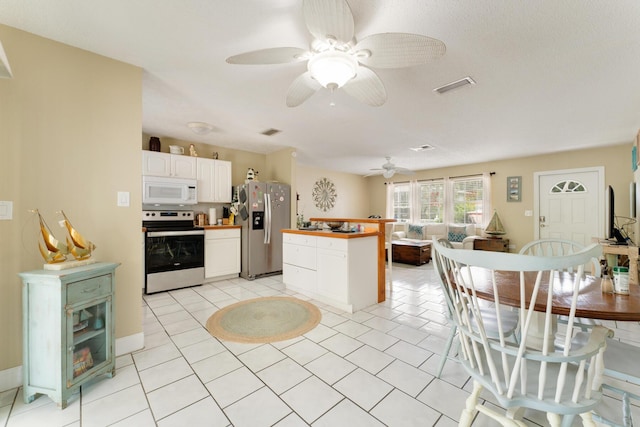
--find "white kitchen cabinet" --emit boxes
[142,151,197,179]
[282,232,377,313]
[197,158,232,203]
[205,228,240,280]
[317,247,348,302]
[283,233,317,294]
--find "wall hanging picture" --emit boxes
[507,176,522,202]
[312,177,337,212]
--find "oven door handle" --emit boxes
[147,230,204,237]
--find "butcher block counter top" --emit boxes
[282,229,378,239]
[196,225,241,230]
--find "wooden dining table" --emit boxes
[465,267,640,322]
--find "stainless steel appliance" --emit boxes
[143,210,204,294]
[142,176,197,205]
[237,182,291,279]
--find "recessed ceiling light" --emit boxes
[433,77,476,95]
[409,144,435,152]
[187,121,214,135]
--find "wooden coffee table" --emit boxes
[392,240,431,265]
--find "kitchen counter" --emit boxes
[282,228,378,239]
[310,218,396,303]
[282,229,378,313]
[196,225,241,230]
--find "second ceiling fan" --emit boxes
[226,0,445,107]
[366,157,415,178]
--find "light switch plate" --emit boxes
[524,210,533,217]
[117,192,130,207]
[0,201,13,220]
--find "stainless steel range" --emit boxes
[142,210,204,294]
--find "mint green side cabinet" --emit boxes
[18,262,119,409]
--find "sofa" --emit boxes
[391,222,481,249]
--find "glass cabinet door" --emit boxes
[66,297,112,386]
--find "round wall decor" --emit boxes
[312,177,337,212]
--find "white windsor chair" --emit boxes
[432,238,519,379]
[519,238,602,332]
[432,239,610,427]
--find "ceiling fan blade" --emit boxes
[303,0,354,45]
[226,47,308,65]
[342,66,387,106]
[355,33,446,69]
[286,72,322,107]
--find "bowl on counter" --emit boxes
[325,221,344,230]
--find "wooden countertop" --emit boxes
[196,225,241,230]
[283,229,378,239]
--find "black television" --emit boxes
[607,185,627,244]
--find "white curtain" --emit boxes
[409,180,419,223]
[444,177,452,224]
[482,172,492,229]
[386,182,395,219]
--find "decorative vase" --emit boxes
[149,137,161,152]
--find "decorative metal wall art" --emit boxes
[312,177,337,212]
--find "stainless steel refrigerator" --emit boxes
[237,181,291,280]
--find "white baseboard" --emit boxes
[0,333,144,393]
[0,365,21,392]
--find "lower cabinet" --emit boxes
[205,228,240,279]
[283,233,377,313]
[18,262,119,408]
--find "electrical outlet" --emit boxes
[117,191,130,207]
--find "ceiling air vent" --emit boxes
[409,144,434,152]
[261,128,282,136]
[433,77,476,95]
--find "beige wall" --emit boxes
[296,163,370,221]
[366,144,634,251]
[1,25,143,372]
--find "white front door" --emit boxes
[533,167,604,244]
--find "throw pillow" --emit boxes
[448,225,467,243]
[407,224,425,240]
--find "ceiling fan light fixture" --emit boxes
[308,50,358,89]
[187,121,214,135]
[383,169,395,179]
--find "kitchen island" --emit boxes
[309,217,396,304]
[283,217,394,312]
[282,228,377,313]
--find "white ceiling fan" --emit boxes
[365,157,415,178]
[226,0,445,107]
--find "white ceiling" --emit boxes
[2,0,640,176]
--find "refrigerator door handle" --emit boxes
[264,192,271,244]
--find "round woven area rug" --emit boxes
[206,296,322,343]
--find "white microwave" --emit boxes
[142,176,197,205]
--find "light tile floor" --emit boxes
[2,262,640,426]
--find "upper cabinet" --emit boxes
[142,151,197,179]
[197,158,232,203]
